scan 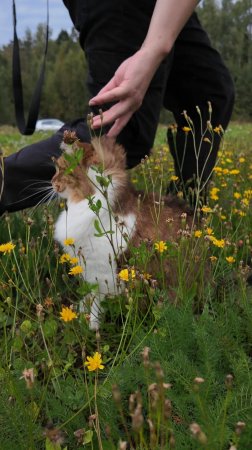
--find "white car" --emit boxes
[35,118,65,132]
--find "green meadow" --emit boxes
[0,120,252,449]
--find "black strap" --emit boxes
[12,0,49,135]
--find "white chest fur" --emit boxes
[54,191,136,329]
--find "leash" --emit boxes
[12,0,49,135]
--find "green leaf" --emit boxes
[42,319,58,338]
[20,319,32,335]
[95,175,110,188]
[94,219,103,235]
[45,437,62,450]
[75,147,84,163]
[77,281,98,296]
[83,430,93,445]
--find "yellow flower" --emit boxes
[154,241,167,253]
[60,306,78,322]
[68,265,83,275]
[201,206,213,213]
[241,198,249,207]
[206,227,214,235]
[233,192,241,199]
[244,189,252,198]
[170,175,179,181]
[118,268,136,282]
[213,126,222,134]
[229,169,240,175]
[212,238,225,248]
[213,166,223,174]
[64,238,75,246]
[209,256,217,262]
[59,253,72,264]
[0,242,16,255]
[226,256,235,264]
[70,257,79,265]
[143,273,152,280]
[85,352,104,371]
[182,126,191,133]
[210,187,220,201]
[239,157,245,163]
[194,230,202,238]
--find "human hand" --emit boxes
[89,49,162,137]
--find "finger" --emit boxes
[89,85,128,106]
[106,113,132,138]
[88,79,116,106]
[91,101,131,128]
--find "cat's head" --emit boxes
[51,131,128,204]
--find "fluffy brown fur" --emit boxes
[53,132,196,306]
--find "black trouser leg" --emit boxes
[164,13,235,191]
[0,119,91,214]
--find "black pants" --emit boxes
[0,8,234,214]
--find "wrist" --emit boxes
[139,40,172,69]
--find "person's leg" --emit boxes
[0,119,91,214]
[164,12,235,197]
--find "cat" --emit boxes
[52,131,192,330]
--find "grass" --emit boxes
[0,120,252,449]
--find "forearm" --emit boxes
[141,0,198,66]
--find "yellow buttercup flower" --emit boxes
[212,238,225,248]
[213,126,222,134]
[244,189,252,198]
[206,227,214,235]
[60,306,78,322]
[213,166,223,174]
[85,352,104,372]
[241,198,249,207]
[226,256,235,264]
[59,253,72,264]
[229,169,240,175]
[194,230,202,238]
[201,206,213,213]
[143,273,152,280]
[210,187,220,201]
[64,238,75,246]
[170,175,179,181]
[70,257,79,265]
[233,192,241,199]
[68,265,83,275]
[182,126,191,133]
[0,242,16,255]
[118,268,136,282]
[239,157,245,163]
[154,241,167,253]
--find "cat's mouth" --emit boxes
[52,182,67,198]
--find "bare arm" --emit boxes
[89,0,198,137]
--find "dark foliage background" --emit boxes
[0,0,251,126]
